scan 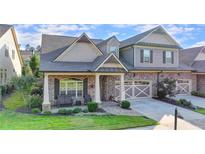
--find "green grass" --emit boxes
[3,90,28,110]
[0,111,157,130]
[195,108,205,115]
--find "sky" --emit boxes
[14,24,205,49]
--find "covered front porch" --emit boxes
[42,72,126,111]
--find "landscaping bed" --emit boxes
[0,111,157,130]
[154,97,205,115]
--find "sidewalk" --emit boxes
[128,115,202,130]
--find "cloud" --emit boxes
[107,32,119,37]
[165,25,195,35]
[15,24,97,49]
[190,41,205,47]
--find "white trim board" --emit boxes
[95,53,128,72]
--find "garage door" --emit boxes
[176,79,191,95]
[115,80,152,100]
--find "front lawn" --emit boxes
[3,90,28,110]
[195,108,205,115]
[0,111,157,130]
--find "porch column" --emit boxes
[95,74,101,103]
[120,74,125,101]
[42,74,51,111]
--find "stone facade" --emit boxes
[159,72,197,91]
[47,75,96,104]
[47,72,197,105]
[197,75,205,93]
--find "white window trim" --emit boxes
[165,51,172,64]
[143,49,151,63]
[60,79,83,98]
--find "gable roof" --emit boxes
[94,52,128,72]
[0,24,23,66]
[41,33,103,54]
[180,46,205,66]
[0,24,12,38]
[97,35,119,47]
[120,25,182,49]
[54,33,104,61]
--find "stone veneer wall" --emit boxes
[160,72,197,91]
[197,75,205,93]
[125,72,158,96]
[47,75,95,104]
[87,76,95,100]
[102,76,120,100]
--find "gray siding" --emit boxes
[120,47,134,66]
[134,46,179,68]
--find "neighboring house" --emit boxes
[180,46,205,93]
[40,25,198,111]
[20,50,34,64]
[0,24,23,85]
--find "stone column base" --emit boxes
[42,103,51,112]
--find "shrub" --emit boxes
[30,87,43,96]
[87,102,98,112]
[28,95,43,109]
[157,78,176,99]
[121,100,130,109]
[58,109,72,115]
[72,107,82,113]
[0,85,6,96]
[177,99,193,108]
[31,108,41,114]
[43,111,52,115]
[191,91,205,98]
[82,108,88,113]
[11,76,35,90]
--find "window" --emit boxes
[110,46,117,52]
[164,51,173,64]
[0,69,3,85]
[142,49,151,63]
[60,78,83,98]
[5,47,9,57]
[12,50,15,59]
[4,69,7,83]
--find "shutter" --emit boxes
[171,51,174,64]
[140,49,144,63]
[150,50,153,63]
[54,78,59,99]
[83,78,88,97]
[163,51,166,64]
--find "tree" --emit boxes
[157,78,176,99]
[25,44,31,51]
[22,64,33,76]
[36,45,41,52]
[29,54,40,77]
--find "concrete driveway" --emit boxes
[130,98,205,130]
[173,95,205,108]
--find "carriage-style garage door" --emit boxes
[115,80,152,100]
[176,79,192,95]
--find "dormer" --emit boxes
[97,36,120,57]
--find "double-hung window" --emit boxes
[141,49,153,63]
[163,51,174,64]
[60,78,83,98]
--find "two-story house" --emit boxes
[0,25,23,85]
[40,25,197,111]
[180,46,205,93]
